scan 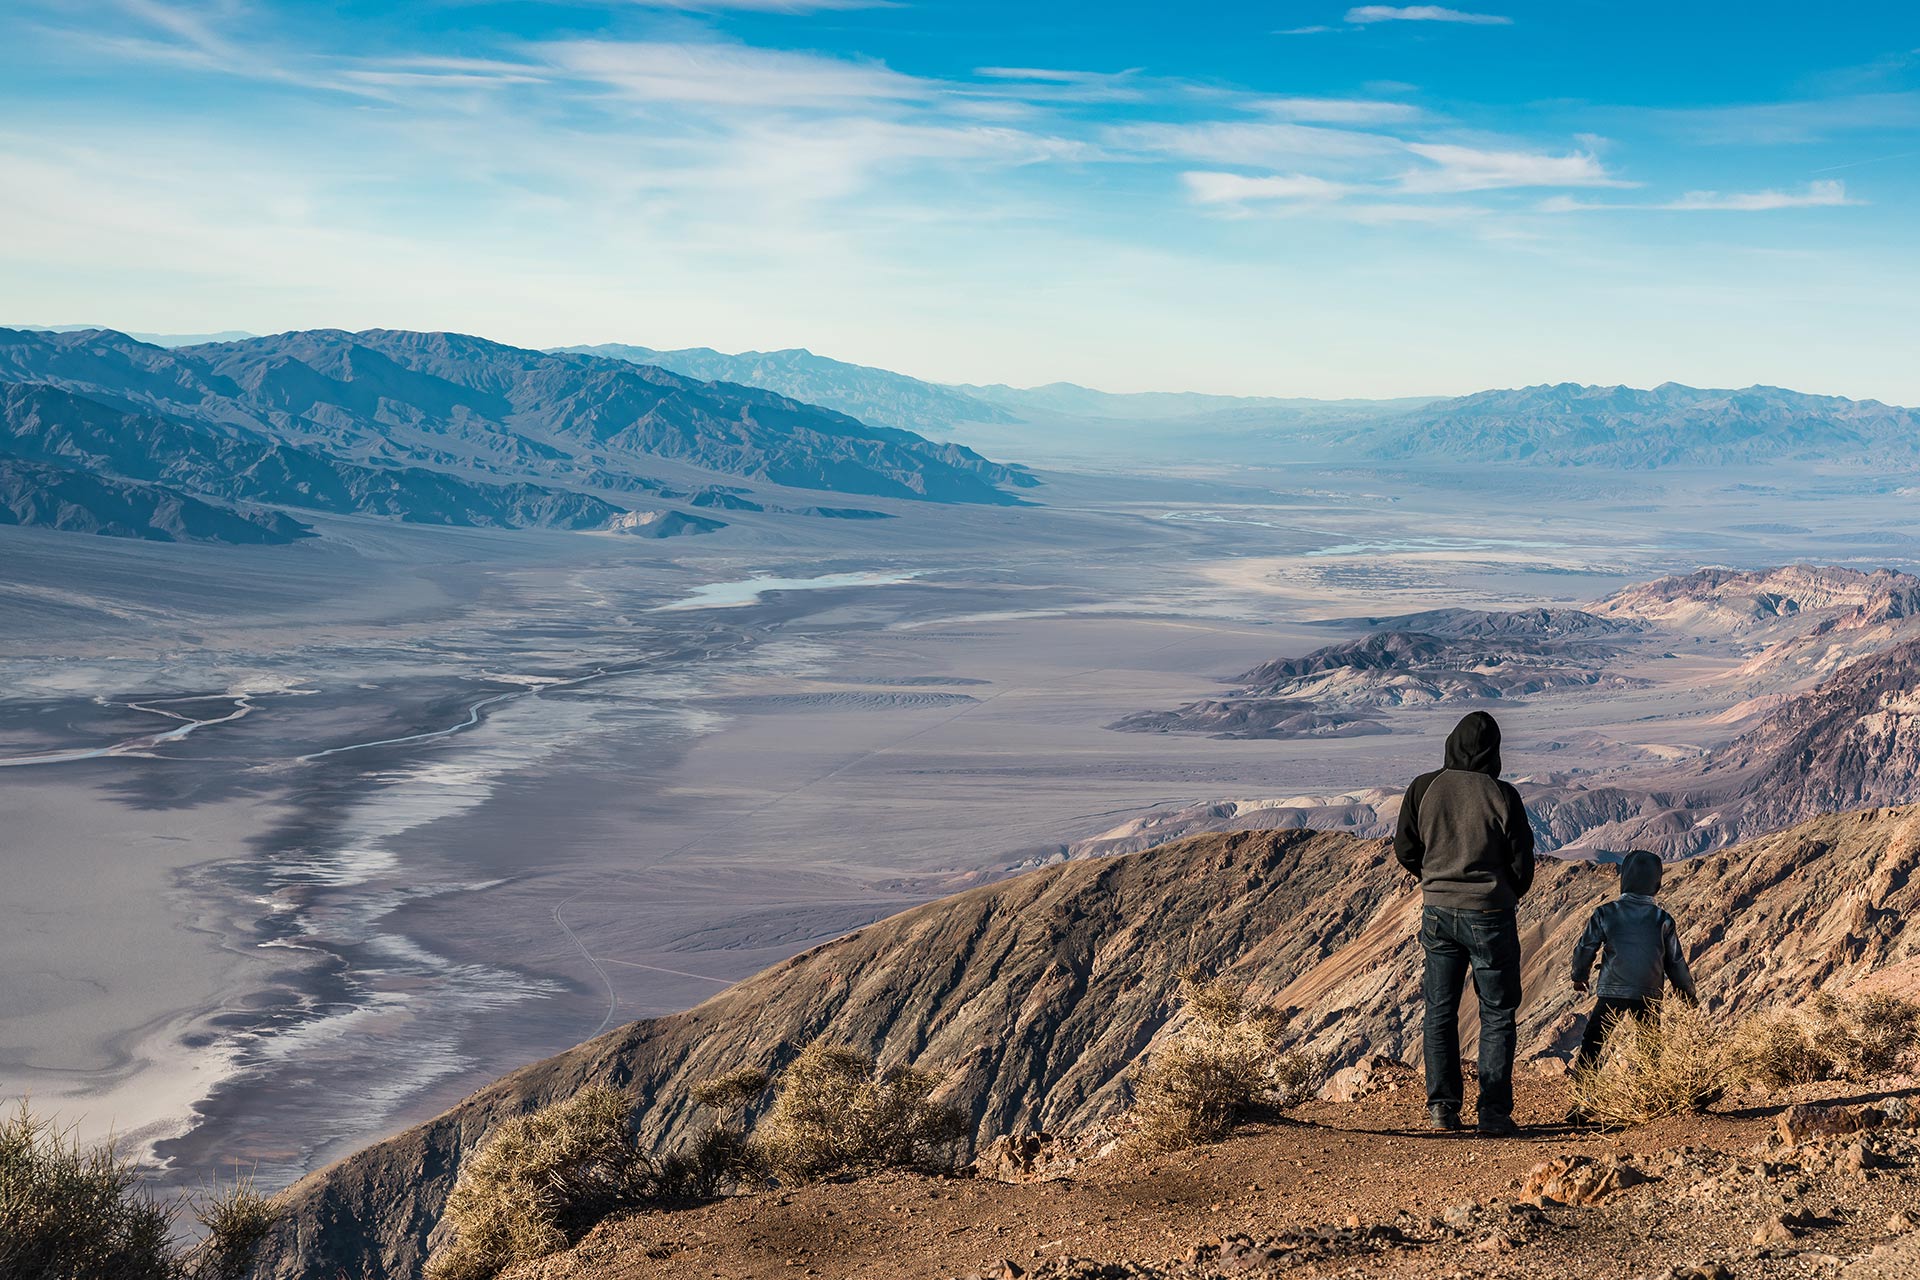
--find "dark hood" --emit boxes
[1443,711,1503,777]
[1620,848,1664,896]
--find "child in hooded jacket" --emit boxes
[1570,848,1697,1073]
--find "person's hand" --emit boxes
[1572,979,1589,995]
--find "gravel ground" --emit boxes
[503,1073,1920,1280]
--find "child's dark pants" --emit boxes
[1574,996,1652,1070]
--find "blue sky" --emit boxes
[3,1,1918,399]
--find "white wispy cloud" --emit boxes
[339,56,552,91]
[975,66,1132,84]
[1106,120,1401,167]
[968,66,1149,103]
[57,0,380,96]
[1666,179,1855,210]
[1345,5,1512,25]
[1183,172,1358,203]
[539,40,930,107]
[1253,96,1422,123]
[1399,142,1629,191]
[1181,171,1485,226]
[1543,180,1858,213]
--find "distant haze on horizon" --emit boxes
[3,2,1918,401]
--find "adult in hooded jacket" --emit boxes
[1393,711,1536,1135]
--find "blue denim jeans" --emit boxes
[1420,905,1522,1118]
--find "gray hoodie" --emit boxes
[1393,711,1536,910]
[1570,850,1697,1001]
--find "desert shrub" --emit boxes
[1817,992,1920,1078]
[1568,999,1734,1126]
[1736,1011,1833,1090]
[690,1067,770,1112]
[657,1125,764,1200]
[660,1067,776,1199]
[182,1170,279,1280]
[0,1101,180,1280]
[1130,971,1318,1152]
[1735,992,1920,1090]
[427,1085,654,1280]
[750,1043,966,1183]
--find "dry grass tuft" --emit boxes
[1569,999,1734,1126]
[1738,992,1920,1090]
[1129,970,1318,1152]
[750,1043,966,1183]
[184,1169,279,1280]
[0,1101,180,1280]
[426,1085,654,1280]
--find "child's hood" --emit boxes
[1619,848,1663,896]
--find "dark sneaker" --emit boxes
[1475,1112,1519,1137]
[1428,1104,1462,1132]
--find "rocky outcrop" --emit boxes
[1520,1154,1651,1206]
[1107,698,1385,740]
[1313,606,1637,641]
[1114,620,1629,738]
[1234,630,1628,709]
[1534,638,1920,854]
[605,509,726,538]
[1591,565,1920,639]
[257,807,1920,1279]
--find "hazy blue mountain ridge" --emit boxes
[1354,381,1920,467]
[560,342,1018,435]
[0,328,1037,523]
[957,379,1436,423]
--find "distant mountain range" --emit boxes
[564,340,1920,472]
[0,327,1036,543]
[558,343,1018,436]
[6,327,1914,548]
[956,380,1432,424]
[1349,381,1920,468]
[560,341,1440,440]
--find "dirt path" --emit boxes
[507,1076,1920,1280]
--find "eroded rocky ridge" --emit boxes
[1533,637,1920,854]
[1113,613,1633,739]
[255,806,1920,1279]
